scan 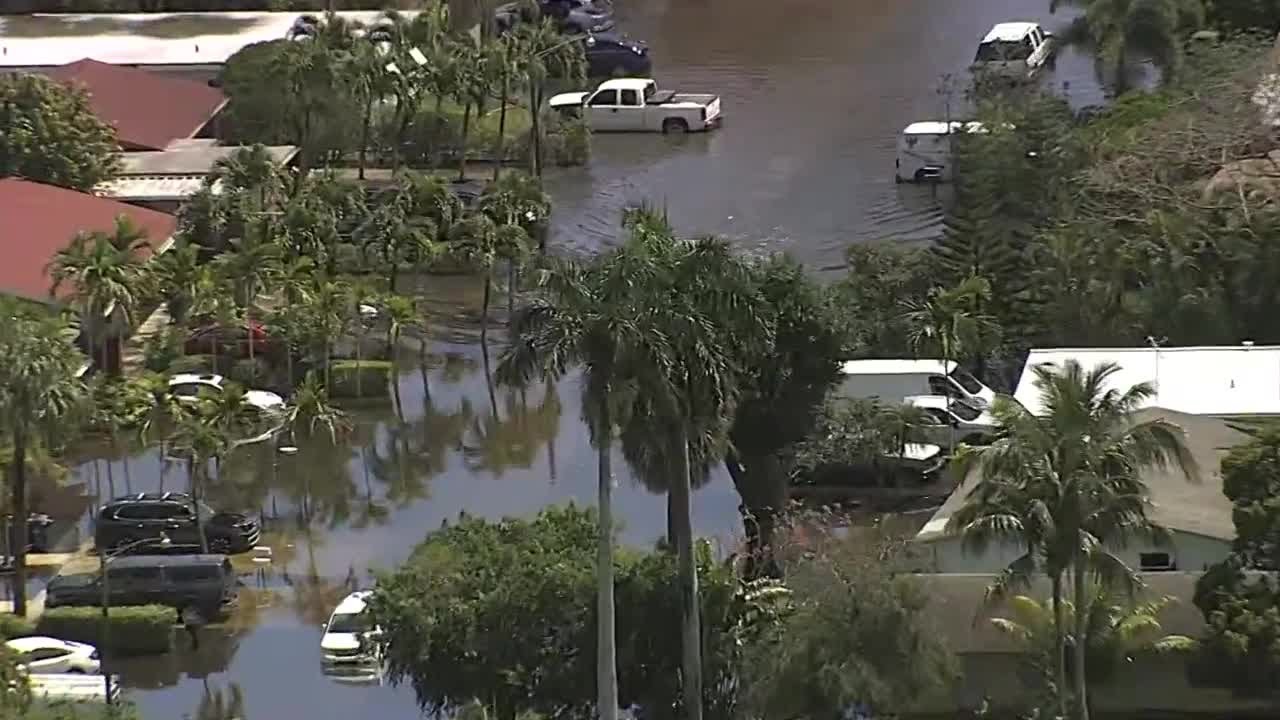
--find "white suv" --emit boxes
[320,591,381,670]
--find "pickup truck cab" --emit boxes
[549,78,722,134]
[972,22,1054,80]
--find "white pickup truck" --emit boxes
[549,78,722,133]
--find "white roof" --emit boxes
[96,175,214,201]
[5,636,91,653]
[981,22,1039,43]
[903,121,985,135]
[841,358,953,376]
[170,372,223,387]
[332,590,373,616]
[0,11,407,68]
[597,78,654,92]
[1014,345,1280,417]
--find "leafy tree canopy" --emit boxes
[0,73,120,190]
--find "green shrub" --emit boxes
[328,360,393,398]
[0,613,35,640]
[25,699,142,720]
[37,606,173,657]
[227,357,272,388]
[142,327,185,374]
[542,115,590,167]
[167,353,219,375]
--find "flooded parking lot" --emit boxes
[20,0,1112,715]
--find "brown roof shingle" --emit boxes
[42,58,227,151]
[0,178,177,302]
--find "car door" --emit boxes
[616,88,646,131]
[158,502,197,544]
[586,88,623,131]
[111,565,163,607]
[112,504,156,543]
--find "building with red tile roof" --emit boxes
[0,178,177,303]
[43,58,228,151]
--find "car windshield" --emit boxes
[328,612,373,634]
[51,573,97,588]
[949,368,984,394]
[974,39,1030,62]
[950,402,982,422]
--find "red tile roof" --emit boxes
[0,178,177,302]
[43,59,228,151]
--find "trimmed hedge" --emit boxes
[329,360,392,398]
[37,605,173,656]
[0,612,35,640]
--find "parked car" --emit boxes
[95,493,261,555]
[495,1,614,35]
[321,591,382,667]
[583,33,652,77]
[5,637,100,675]
[44,554,238,619]
[904,395,998,446]
[168,374,285,413]
[894,121,986,183]
[838,359,996,409]
[183,320,273,359]
[550,78,722,133]
[972,22,1054,80]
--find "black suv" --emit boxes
[96,493,260,555]
[45,555,238,619]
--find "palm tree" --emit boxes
[211,144,287,206]
[380,5,452,173]
[452,34,494,182]
[1051,0,1204,93]
[147,242,202,328]
[991,591,1196,693]
[187,268,239,372]
[0,301,86,616]
[477,171,549,316]
[48,219,149,372]
[167,399,232,553]
[498,250,673,720]
[450,214,529,347]
[491,31,520,181]
[212,220,283,375]
[949,360,1197,720]
[307,280,351,388]
[514,19,586,177]
[287,373,351,447]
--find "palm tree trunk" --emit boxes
[506,261,516,325]
[10,431,28,617]
[529,87,543,177]
[355,327,364,398]
[596,401,619,720]
[190,458,209,554]
[494,64,509,182]
[391,93,404,174]
[432,95,446,168]
[458,102,473,182]
[359,93,374,180]
[1052,572,1068,719]
[480,271,492,347]
[1073,556,1090,720]
[671,428,703,720]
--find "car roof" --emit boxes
[598,78,653,91]
[4,636,83,652]
[108,492,192,505]
[331,590,373,616]
[169,373,224,386]
[841,359,953,375]
[902,121,986,136]
[982,21,1039,43]
[106,554,230,568]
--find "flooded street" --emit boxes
[43,1,1110,716]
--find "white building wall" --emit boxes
[921,530,1231,574]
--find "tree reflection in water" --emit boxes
[462,381,562,478]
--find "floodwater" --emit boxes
[38,1,1110,717]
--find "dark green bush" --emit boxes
[167,353,219,375]
[542,115,590,167]
[37,606,173,657]
[142,327,185,374]
[328,359,392,398]
[0,613,35,640]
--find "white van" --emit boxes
[972,22,1054,80]
[894,121,986,183]
[837,359,996,409]
[321,591,381,671]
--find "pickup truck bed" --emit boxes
[649,90,717,106]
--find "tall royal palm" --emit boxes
[48,219,148,372]
[498,246,677,720]
[212,219,283,372]
[615,210,771,720]
[949,360,1196,719]
[0,301,86,615]
[514,19,586,177]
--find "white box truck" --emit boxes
[837,359,996,408]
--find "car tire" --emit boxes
[662,118,688,134]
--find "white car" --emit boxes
[168,373,285,413]
[549,78,722,134]
[904,395,998,446]
[972,22,1054,80]
[321,591,381,667]
[5,637,100,674]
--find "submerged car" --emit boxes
[584,33,652,77]
[495,1,614,35]
[321,591,382,669]
[5,637,100,675]
[550,78,722,133]
[95,493,261,555]
[972,21,1054,80]
[168,373,285,413]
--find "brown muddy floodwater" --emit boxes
[37,1,1110,717]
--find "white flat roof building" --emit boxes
[1014,344,1280,417]
[0,11,405,71]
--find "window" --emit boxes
[114,505,150,520]
[1139,552,1175,571]
[924,409,951,425]
[974,40,1031,62]
[950,402,981,422]
[589,90,618,106]
[949,368,984,394]
[328,612,373,634]
[167,565,221,582]
[28,648,70,662]
[170,383,201,398]
[928,376,961,398]
[620,89,640,106]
